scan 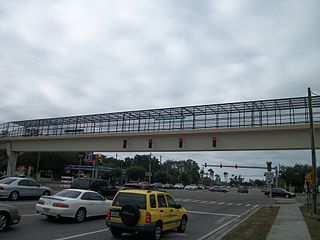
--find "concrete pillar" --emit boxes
[6,142,18,177]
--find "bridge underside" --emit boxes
[1,125,319,152]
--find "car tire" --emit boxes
[177,216,187,233]
[43,190,50,196]
[120,205,140,226]
[0,212,8,232]
[9,191,19,201]
[110,228,122,238]
[150,222,162,240]
[75,208,86,223]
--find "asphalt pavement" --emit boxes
[0,188,266,240]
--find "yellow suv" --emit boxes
[106,189,188,240]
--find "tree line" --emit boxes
[0,150,319,191]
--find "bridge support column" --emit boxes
[6,142,18,177]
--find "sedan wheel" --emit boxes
[0,213,8,232]
[75,208,86,223]
[9,191,19,201]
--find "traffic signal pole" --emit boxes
[203,164,277,170]
[308,87,317,215]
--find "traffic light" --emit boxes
[204,163,207,168]
[212,137,217,147]
[220,163,222,168]
[266,162,272,172]
[123,140,127,149]
[235,164,238,169]
[178,138,183,148]
[148,139,153,148]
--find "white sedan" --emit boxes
[36,189,111,222]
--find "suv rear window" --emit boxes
[113,193,146,209]
[72,179,90,188]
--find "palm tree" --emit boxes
[208,169,214,180]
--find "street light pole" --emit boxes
[308,87,317,215]
[149,153,152,184]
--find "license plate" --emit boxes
[43,208,50,213]
[111,210,119,217]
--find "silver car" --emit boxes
[0,204,21,231]
[0,177,52,201]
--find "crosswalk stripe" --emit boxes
[245,204,251,207]
[218,202,225,205]
[227,203,233,205]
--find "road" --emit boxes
[0,188,267,240]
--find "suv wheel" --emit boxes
[120,205,140,226]
[177,216,187,233]
[110,228,122,238]
[151,223,162,240]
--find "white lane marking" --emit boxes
[236,203,241,206]
[218,202,225,205]
[196,218,238,240]
[191,199,201,202]
[196,204,260,240]
[227,203,233,206]
[21,214,40,217]
[200,201,208,204]
[188,210,240,217]
[52,229,108,240]
[245,204,251,207]
[209,201,216,204]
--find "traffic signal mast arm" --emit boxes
[202,164,277,170]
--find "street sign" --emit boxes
[265,172,274,184]
[305,172,313,185]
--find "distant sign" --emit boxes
[265,172,274,184]
[145,172,153,177]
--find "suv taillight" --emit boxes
[107,209,111,220]
[145,211,152,223]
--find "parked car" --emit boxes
[0,177,52,201]
[162,183,174,189]
[106,189,188,240]
[238,186,249,193]
[0,203,21,231]
[209,186,228,193]
[197,184,206,190]
[71,178,118,200]
[174,183,184,189]
[184,184,197,190]
[36,189,111,222]
[264,188,295,198]
[151,182,163,190]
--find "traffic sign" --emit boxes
[305,172,313,185]
[265,172,274,184]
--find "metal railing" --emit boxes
[1,96,320,138]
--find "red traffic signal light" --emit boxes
[123,140,127,149]
[235,164,238,169]
[178,138,183,148]
[212,137,217,147]
[220,163,222,168]
[148,139,153,148]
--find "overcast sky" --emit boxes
[1,0,319,180]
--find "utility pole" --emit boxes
[308,87,317,214]
[149,153,152,184]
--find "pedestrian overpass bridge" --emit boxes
[1,96,319,176]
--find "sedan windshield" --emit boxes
[55,189,81,198]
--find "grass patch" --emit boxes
[300,205,320,240]
[221,206,279,240]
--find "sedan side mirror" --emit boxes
[175,204,182,209]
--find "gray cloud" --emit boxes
[0,0,319,178]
